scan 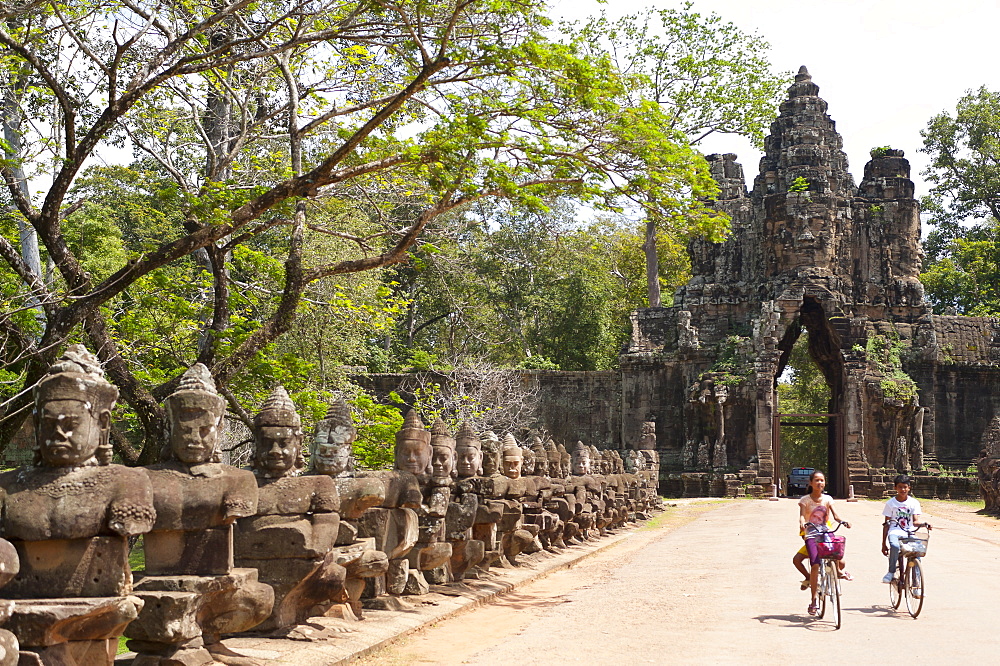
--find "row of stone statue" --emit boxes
[0,346,661,666]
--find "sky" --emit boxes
[549,0,999,201]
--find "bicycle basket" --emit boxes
[900,537,928,558]
[813,534,846,560]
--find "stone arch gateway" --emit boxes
[620,67,1000,499]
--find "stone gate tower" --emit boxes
[621,67,1000,498]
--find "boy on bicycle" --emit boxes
[881,474,932,583]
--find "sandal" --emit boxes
[800,578,810,590]
[807,602,818,616]
[839,571,854,581]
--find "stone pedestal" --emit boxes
[5,536,131,599]
[7,596,143,666]
[145,526,233,576]
[124,568,273,665]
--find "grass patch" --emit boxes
[129,536,145,573]
[639,499,732,531]
[117,636,131,655]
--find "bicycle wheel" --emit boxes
[889,571,902,609]
[827,560,842,629]
[904,558,925,618]
[816,566,827,619]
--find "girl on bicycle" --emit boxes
[793,470,852,616]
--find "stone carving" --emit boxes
[0,345,155,666]
[233,386,360,633]
[394,409,432,477]
[677,310,701,349]
[305,400,387,619]
[127,363,273,666]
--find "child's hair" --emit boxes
[893,474,912,486]
[808,469,825,492]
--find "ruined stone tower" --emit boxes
[621,67,999,498]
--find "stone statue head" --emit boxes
[545,440,561,477]
[521,444,536,476]
[571,441,591,476]
[430,419,456,480]
[639,421,657,449]
[311,399,356,477]
[162,363,227,465]
[611,450,625,474]
[252,385,304,478]
[600,450,613,475]
[501,434,523,480]
[482,431,502,476]
[531,438,548,476]
[33,344,117,468]
[455,421,483,478]
[558,443,570,478]
[394,409,431,475]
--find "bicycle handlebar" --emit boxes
[804,520,848,536]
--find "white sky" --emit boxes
[550,0,999,201]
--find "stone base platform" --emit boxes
[114,519,658,665]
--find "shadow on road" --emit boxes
[752,614,839,631]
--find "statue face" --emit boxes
[502,455,522,480]
[456,446,482,478]
[314,441,352,476]
[482,443,500,476]
[522,454,536,476]
[36,400,106,467]
[170,405,221,464]
[572,453,591,476]
[395,437,430,475]
[255,425,300,475]
[534,456,547,476]
[431,445,455,478]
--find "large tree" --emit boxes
[0,0,725,459]
[573,4,787,306]
[920,86,1000,314]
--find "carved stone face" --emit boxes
[572,451,591,476]
[522,451,536,476]
[314,440,352,476]
[36,399,106,467]
[533,454,547,476]
[482,440,501,476]
[431,445,455,478]
[169,405,221,465]
[456,445,482,478]
[502,455,522,480]
[395,437,431,475]
[255,425,300,476]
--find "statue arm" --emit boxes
[108,468,157,536]
[222,470,260,524]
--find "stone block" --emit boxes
[17,639,115,666]
[127,637,213,666]
[410,542,452,571]
[358,471,421,509]
[122,591,203,643]
[4,537,130,599]
[129,568,273,640]
[144,526,232,576]
[239,555,347,632]
[385,558,408,595]
[356,508,417,560]
[336,477,386,519]
[235,513,339,560]
[7,596,143,647]
[0,629,15,666]
[335,520,358,546]
[402,569,428,596]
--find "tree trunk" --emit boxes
[643,219,661,307]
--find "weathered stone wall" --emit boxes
[354,371,623,450]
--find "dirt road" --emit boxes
[358,498,1000,664]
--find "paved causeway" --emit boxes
[359,498,1000,664]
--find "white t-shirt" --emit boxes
[882,496,922,537]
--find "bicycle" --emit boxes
[804,521,848,629]
[888,524,930,618]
